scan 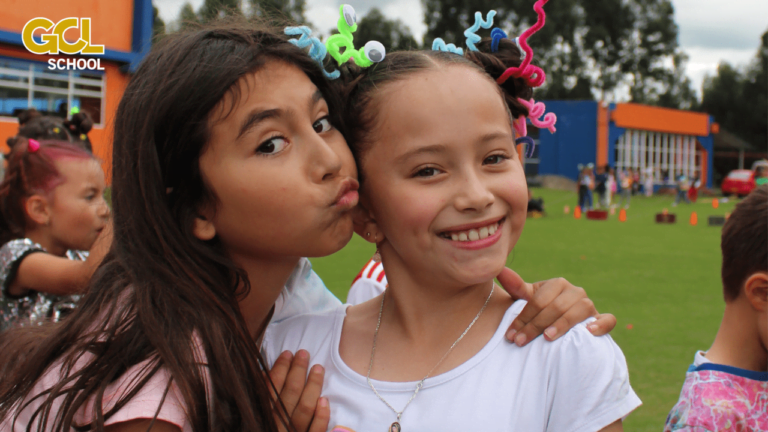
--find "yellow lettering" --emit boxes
[80,18,105,55]
[54,18,86,54]
[22,18,56,54]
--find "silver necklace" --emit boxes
[366,282,495,432]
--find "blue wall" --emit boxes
[538,100,598,181]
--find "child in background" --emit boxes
[0,139,111,331]
[607,166,616,207]
[755,166,768,186]
[643,167,654,197]
[7,113,94,154]
[618,168,632,209]
[594,165,607,209]
[578,163,595,212]
[664,186,768,432]
[673,172,691,206]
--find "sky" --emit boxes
[153,0,768,99]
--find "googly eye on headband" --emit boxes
[326,4,386,68]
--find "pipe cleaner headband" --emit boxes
[285,5,386,80]
[429,1,557,158]
[325,5,386,68]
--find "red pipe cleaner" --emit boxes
[496,0,549,88]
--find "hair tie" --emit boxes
[28,139,40,153]
[490,28,507,53]
[326,5,386,68]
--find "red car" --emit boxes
[721,169,756,197]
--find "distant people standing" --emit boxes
[618,168,632,209]
[688,174,701,203]
[577,163,595,211]
[755,166,768,186]
[644,167,654,197]
[631,168,641,195]
[594,165,608,208]
[673,172,691,206]
[607,166,616,208]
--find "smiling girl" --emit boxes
[263,10,641,432]
[1,18,615,432]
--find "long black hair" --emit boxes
[0,18,340,432]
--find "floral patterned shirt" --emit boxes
[665,351,768,432]
[0,238,87,332]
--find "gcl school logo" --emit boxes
[22,18,106,71]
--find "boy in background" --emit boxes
[664,186,768,431]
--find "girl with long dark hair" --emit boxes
[0,18,615,432]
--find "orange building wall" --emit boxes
[0,0,134,52]
[0,44,130,178]
[611,103,710,137]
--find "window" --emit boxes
[614,129,704,184]
[0,56,105,125]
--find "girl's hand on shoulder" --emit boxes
[496,268,617,347]
[268,350,330,432]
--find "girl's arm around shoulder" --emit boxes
[542,320,641,432]
[8,220,112,296]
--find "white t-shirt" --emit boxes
[263,301,642,432]
[346,259,388,305]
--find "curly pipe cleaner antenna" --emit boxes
[326,5,386,68]
[285,26,340,80]
[515,136,536,158]
[465,11,496,51]
[490,28,507,53]
[518,98,557,133]
[496,0,549,88]
[432,38,464,55]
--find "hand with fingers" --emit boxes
[496,267,617,347]
[268,350,330,432]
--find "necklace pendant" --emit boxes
[389,422,401,432]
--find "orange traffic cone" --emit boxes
[618,208,627,222]
[690,212,698,226]
[574,206,582,219]
[564,205,570,214]
[712,199,719,209]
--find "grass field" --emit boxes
[309,188,740,432]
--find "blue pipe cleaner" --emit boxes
[490,28,508,53]
[432,38,464,55]
[464,11,496,52]
[515,136,536,158]
[285,26,340,80]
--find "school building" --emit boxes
[0,0,154,164]
[529,101,718,189]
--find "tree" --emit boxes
[152,5,166,40]
[702,29,768,149]
[248,0,307,24]
[178,2,201,30]
[421,0,697,107]
[199,0,242,23]
[355,8,418,52]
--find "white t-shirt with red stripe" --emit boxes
[346,258,388,305]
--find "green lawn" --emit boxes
[309,188,739,432]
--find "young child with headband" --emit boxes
[264,2,640,431]
[0,15,616,432]
[0,138,111,331]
